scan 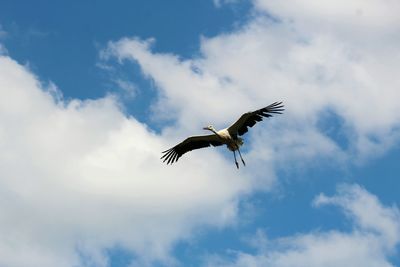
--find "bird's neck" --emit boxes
[210,129,223,139]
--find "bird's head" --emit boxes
[203,125,216,132]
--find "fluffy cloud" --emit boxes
[0,55,253,267]
[2,0,400,266]
[106,0,400,165]
[205,184,400,267]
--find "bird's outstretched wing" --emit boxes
[161,134,224,164]
[227,101,284,136]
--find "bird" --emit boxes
[161,101,284,168]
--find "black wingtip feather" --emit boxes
[232,101,285,137]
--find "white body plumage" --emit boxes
[205,127,244,152]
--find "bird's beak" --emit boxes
[202,127,208,130]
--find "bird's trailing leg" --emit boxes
[237,148,246,166]
[233,151,239,169]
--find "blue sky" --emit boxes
[0,1,399,267]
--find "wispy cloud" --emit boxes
[213,0,240,8]
[106,0,400,165]
[0,24,7,39]
[0,24,7,54]
[205,184,400,267]
[114,78,138,99]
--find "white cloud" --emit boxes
[314,184,400,247]
[0,55,254,267]
[2,0,400,266]
[205,184,400,267]
[100,5,400,262]
[105,0,400,164]
[254,0,400,34]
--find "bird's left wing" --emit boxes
[227,101,284,136]
[161,134,224,165]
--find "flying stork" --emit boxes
[161,101,284,168]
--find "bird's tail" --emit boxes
[236,137,244,147]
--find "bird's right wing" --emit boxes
[227,101,284,136]
[161,134,224,165]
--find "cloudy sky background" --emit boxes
[0,0,399,266]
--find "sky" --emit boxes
[0,0,399,267]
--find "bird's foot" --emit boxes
[241,159,246,166]
[235,162,239,169]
